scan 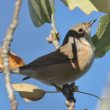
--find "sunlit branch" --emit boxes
[2,0,22,110]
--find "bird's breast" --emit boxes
[72,39,94,74]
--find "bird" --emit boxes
[17,20,96,87]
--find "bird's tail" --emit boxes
[12,67,31,80]
[0,68,20,74]
[0,67,31,81]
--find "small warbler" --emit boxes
[18,20,96,87]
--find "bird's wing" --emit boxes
[20,43,77,69]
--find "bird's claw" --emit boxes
[62,83,76,103]
[53,82,78,103]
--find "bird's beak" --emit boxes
[88,19,97,27]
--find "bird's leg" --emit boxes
[53,82,78,102]
[62,82,79,110]
[53,83,78,109]
[62,83,76,103]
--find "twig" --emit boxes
[96,74,110,110]
[51,0,60,49]
[46,0,60,49]
[76,90,102,100]
[2,0,22,110]
[65,100,75,110]
[63,83,76,110]
[45,91,59,93]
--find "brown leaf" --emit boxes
[12,83,46,102]
[0,48,25,71]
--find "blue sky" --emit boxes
[0,0,110,110]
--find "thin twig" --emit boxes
[76,90,102,100]
[65,100,75,110]
[51,0,60,49]
[96,74,110,110]
[45,91,59,93]
[2,0,22,110]
[46,0,60,49]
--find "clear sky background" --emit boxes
[0,1,110,110]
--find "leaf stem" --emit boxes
[45,91,59,93]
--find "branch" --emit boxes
[96,73,110,110]
[46,0,60,49]
[65,100,75,110]
[2,0,22,110]
[47,1,74,110]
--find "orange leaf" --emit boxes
[0,48,25,72]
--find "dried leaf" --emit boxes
[0,48,24,71]
[12,83,46,102]
[64,0,98,14]
[61,0,110,14]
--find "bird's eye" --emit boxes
[78,28,84,33]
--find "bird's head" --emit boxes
[62,19,96,45]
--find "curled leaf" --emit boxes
[12,83,46,102]
[0,48,24,72]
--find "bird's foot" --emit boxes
[53,82,78,102]
[62,82,77,103]
[62,82,78,110]
[53,83,78,109]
